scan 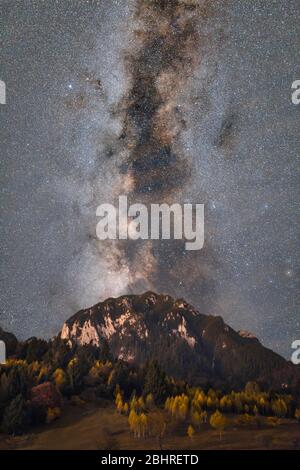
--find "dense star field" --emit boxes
[0,0,299,358]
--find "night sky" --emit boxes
[0,0,299,358]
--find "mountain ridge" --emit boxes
[58,291,300,392]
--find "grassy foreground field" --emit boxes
[0,402,299,450]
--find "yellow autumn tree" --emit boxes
[115,391,122,405]
[210,410,226,440]
[89,362,102,380]
[137,396,145,412]
[123,402,129,415]
[164,397,171,411]
[187,425,195,439]
[130,395,138,411]
[146,393,154,409]
[28,361,40,375]
[140,412,148,438]
[168,394,189,420]
[191,397,200,413]
[258,397,266,414]
[233,397,243,414]
[128,409,139,437]
[191,410,201,428]
[46,407,61,424]
[220,395,232,413]
[271,399,287,418]
[197,390,206,407]
[171,396,179,418]
[115,392,123,414]
[179,401,188,420]
[37,365,49,383]
[206,396,214,410]
[53,368,66,389]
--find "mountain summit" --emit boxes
[59,292,299,391]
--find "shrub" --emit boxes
[267,416,281,427]
[46,407,61,424]
[30,381,62,424]
[70,395,85,407]
[31,381,62,409]
[236,413,256,426]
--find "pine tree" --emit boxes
[0,373,10,405]
[143,360,168,404]
[100,339,111,362]
[25,338,48,363]
[1,394,28,435]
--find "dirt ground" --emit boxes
[0,403,299,450]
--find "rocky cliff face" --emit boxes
[59,291,300,391]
